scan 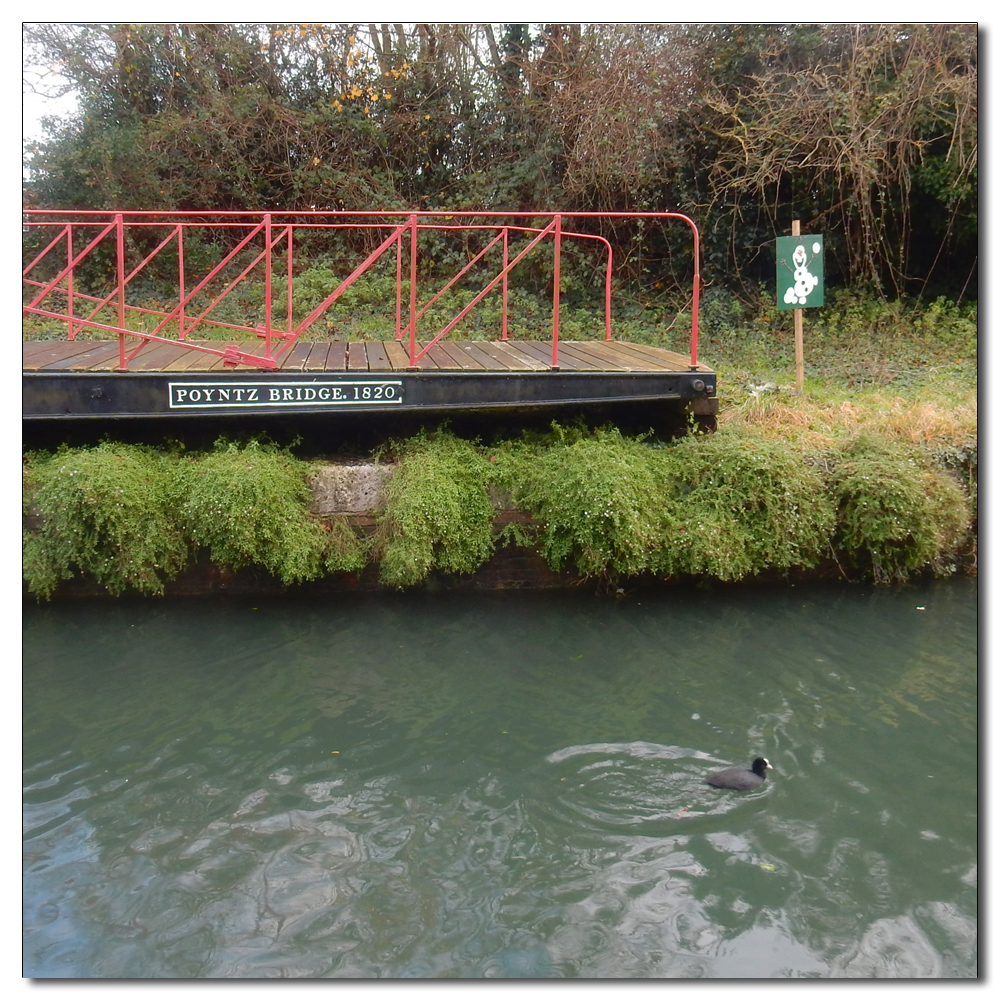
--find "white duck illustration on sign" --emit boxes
[783,242,822,305]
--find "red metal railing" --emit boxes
[22,211,701,371]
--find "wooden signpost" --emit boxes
[776,221,824,391]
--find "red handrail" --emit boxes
[22,210,702,371]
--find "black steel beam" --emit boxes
[23,370,717,420]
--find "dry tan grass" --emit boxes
[719,390,977,451]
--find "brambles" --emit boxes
[23,23,977,299]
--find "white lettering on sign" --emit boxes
[168,380,403,408]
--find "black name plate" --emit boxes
[168,380,403,409]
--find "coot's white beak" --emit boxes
[764,759,773,769]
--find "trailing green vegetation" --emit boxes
[495,426,675,580]
[22,441,189,598]
[657,433,837,582]
[22,419,975,599]
[22,437,365,598]
[373,430,497,588]
[828,436,972,585]
[178,437,367,583]
[495,427,836,583]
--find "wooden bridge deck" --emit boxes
[22,338,711,374]
[22,338,717,421]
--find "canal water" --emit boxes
[23,578,977,979]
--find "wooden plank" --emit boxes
[365,341,394,371]
[606,340,700,369]
[100,339,231,373]
[21,342,53,367]
[580,340,669,371]
[200,342,259,371]
[575,339,682,371]
[22,339,113,370]
[382,339,412,370]
[241,342,284,371]
[277,340,315,371]
[409,342,440,370]
[50,342,125,371]
[514,339,600,371]
[549,344,611,370]
[428,340,486,370]
[505,339,561,368]
[127,341,209,372]
[608,341,701,371]
[347,341,369,371]
[557,341,632,371]
[303,343,332,371]
[475,341,542,371]
[566,340,651,371]
[86,337,171,371]
[601,340,683,363]
[486,341,550,371]
[423,342,457,369]
[170,342,234,372]
[324,342,348,371]
[45,341,128,372]
[444,342,509,371]
[160,342,229,372]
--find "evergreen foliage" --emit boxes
[499,426,673,579]
[178,437,367,583]
[829,436,972,584]
[658,433,835,581]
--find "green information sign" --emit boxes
[776,234,824,310]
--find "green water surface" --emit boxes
[23,578,978,978]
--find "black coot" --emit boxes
[704,757,772,790]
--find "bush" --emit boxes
[498,424,835,584]
[22,419,976,597]
[501,426,672,579]
[657,432,836,581]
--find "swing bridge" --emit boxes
[22,210,717,423]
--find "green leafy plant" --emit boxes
[501,425,672,580]
[23,441,190,598]
[21,413,976,598]
[829,436,972,584]
[178,437,367,584]
[657,433,836,581]
[374,430,497,588]
[495,424,837,584]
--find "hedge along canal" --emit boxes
[21,423,977,601]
